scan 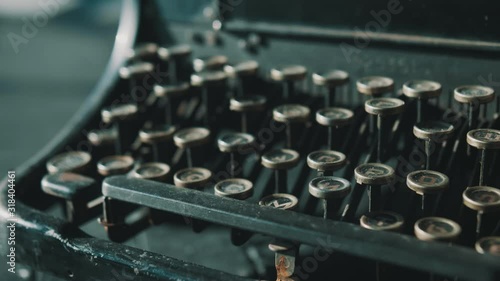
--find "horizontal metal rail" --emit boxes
[103,175,500,281]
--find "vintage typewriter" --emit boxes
[2,0,500,280]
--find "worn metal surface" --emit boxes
[103,175,500,281]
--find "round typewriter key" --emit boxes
[131,162,170,182]
[158,44,192,83]
[224,60,259,77]
[154,82,190,124]
[355,163,395,212]
[463,186,500,237]
[360,210,404,280]
[190,70,227,87]
[454,85,495,129]
[173,167,212,189]
[463,186,500,212]
[270,65,307,99]
[158,44,192,60]
[191,70,227,124]
[316,107,354,149]
[174,127,210,168]
[475,236,500,256]
[193,55,228,72]
[309,176,351,219]
[119,62,155,104]
[126,42,158,61]
[119,62,155,80]
[101,103,138,154]
[407,170,449,215]
[87,129,117,147]
[259,193,298,210]
[97,155,134,176]
[414,217,462,242]
[41,172,97,223]
[224,60,259,97]
[312,70,349,107]
[214,178,253,200]
[356,76,394,96]
[139,125,177,144]
[46,151,92,174]
[365,98,405,161]
[267,238,298,279]
[413,121,454,169]
[467,129,500,185]
[101,103,138,124]
[273,104,310,148]
[230,95,267,132]
[261,149,300,193]
[360,211,404,232]
[306,150,346,176]
[403,80,442,123]
[218,132,256,177]
[139,125,177,162]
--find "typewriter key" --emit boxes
[467,129,500,185]
[360,211,404,281]
[260,194,299,278]
[41,172,97,223]
[97,155,134,176]
[268,239,298,280]
[119,62,155,80]
[365,98,405,161]
[229,95,267,133]
[173,167,212,189]
[153,82,190,124]
[475,236,500,256]
[360,211,404,232]
[309,176,351,219]
[224,60,259,77]
[273,104,310,148]
[87,129,117,147]
[414,217,461,242]
[193,55,228,72]
[413,121,454,170]
[131,162,170,182]
[218,133,256,177]
[224,60,259,97]
[119,62,155,104]
[125,42,158,61]
[316,107,354,150]
[139,125,177,162]
[270,65,307,99]
[259,193,298,210]
[454,85,495,129]
[312,70,349,107]
[101,103,138,154]
[261,149,300,193]
[403,80,442,123]
[46,151,92,174]
[463,186,500,237]
[355,163,395,212]
[356,76,394,96]
[191,70,227,124]
[407,170,449,215]
[215,178,255,245]
[214,178,254,200]
[306,150,346,176]
[174,127,211,168]
[158,44,192,83]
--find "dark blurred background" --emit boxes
[0,0,121,175]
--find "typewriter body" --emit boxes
[2,0,500,280]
